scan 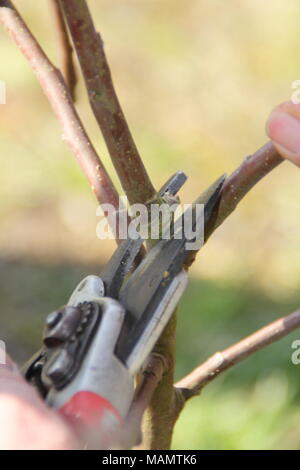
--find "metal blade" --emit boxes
[115,174,226,361]
[99,172,188,298]
[126,271,188,374]
[100,236,144,298]
[158,171,187,197]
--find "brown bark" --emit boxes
[176,308,300,398]
[60,0,156,205]
[49,0,77,100]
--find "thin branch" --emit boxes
[59,0,156,205]
[0,0,123,238]
[185,142,283,268]
[208,141,283,238]
[176,308,300,399]
[114,354,165,449]
[48,0,77,100]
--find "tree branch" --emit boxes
[49,0,77,100]
[59,0,156,205]
[115,354,166,449]
[185,142,283,268]
[208,141,283,237]
[176,308,300,399]
[0,0,123,238]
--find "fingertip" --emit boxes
[266,108,300,165]
[266,110,286,146]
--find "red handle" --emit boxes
[59,391,122,449]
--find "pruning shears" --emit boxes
[24,172,225,449]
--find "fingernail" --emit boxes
[267,111,300,156]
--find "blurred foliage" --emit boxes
[1,0,300,449]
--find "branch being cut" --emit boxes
[0,0,123,238]
[185,141,283,268]
[208,141,283,237]
[59,0,156,205]
[49,0,77,100]
[176,308,300,399]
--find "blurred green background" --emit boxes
[1,0,300,449]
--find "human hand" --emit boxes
[0,355,79,450]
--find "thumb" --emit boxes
[266,101,300,166]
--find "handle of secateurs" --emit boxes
[58,390,123,449]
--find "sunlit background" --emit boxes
[1,0,300,449]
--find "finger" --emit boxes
[266,101,300,166]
